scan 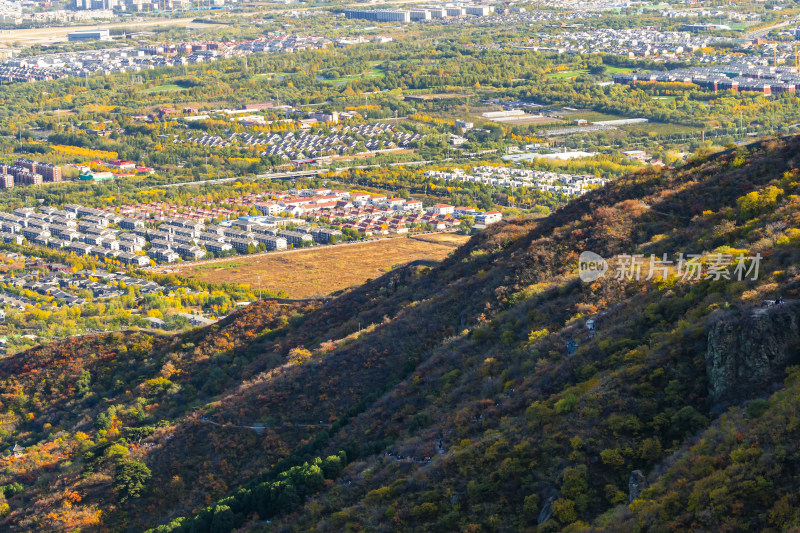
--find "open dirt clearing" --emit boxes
[163,233,470,298]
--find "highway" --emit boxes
[330,159,451,172]
[744,15,800,40]
[158,160,449,187]
[161,169,329,188]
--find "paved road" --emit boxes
[744,16,800,39]
[162,169,329,188]
[330,159,452,172]
[130,155,459,192]
[156,159,447,188]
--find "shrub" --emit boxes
[552,498,578,524]
[600,448,625,468]
[746,398,770,419]
[555,394,579,414]
[114,460,152,502]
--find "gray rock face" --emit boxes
[628,470,647,503]
[706,302,800,405]
[537,497,554,525]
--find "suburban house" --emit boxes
[454,206,482,218]
[476,211,503,225]
[255,202,282,216]
[427,203,455,216]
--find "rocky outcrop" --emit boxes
[706,302,800,405]
[628,470,647,503]
[537,497,554,525]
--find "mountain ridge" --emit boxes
[4,136,800,531]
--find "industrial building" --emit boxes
[67,30,111,42]
[344,10,410,23]
[409,10,431,21]
[344,6,492,23]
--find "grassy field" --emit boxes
[566,111,630,122]
[547,66,635,80]
[254,72,296,79]
[164,233,470,298]
[140,84,187,93]
[546,69,589,79]
[605,66,637,74]
[481,115,560,126]
[729,22,757,30]
[404,91,473,100]
[623,122,701,135]
[321,66,386,83]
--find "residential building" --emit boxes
[203,241,233,254]
[476,211,503,225]
[311,227,342,243]
[120,217,145,230]
[279,230,313,246]
[174,244,206,260]
[427,203,455,216]
[255,234,287,250]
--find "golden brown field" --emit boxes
[163,233,470,298]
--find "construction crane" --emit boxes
[761,40,800,70]
[761,40,785,68]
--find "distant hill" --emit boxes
[4,136,800,532]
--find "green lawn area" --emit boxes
[605,66,637,74]
[558,109,697,135]
[567,111,629,122]
[254,71,296,79]
[546,69,589,79]
[193,261,243,271]
[652,96,677,101]
[640,2,670,9]
[547,66,636,80]
[321,66,386,83]
[140,84,186,93]
[623,122,700,136]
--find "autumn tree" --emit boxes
[115,460,152,502]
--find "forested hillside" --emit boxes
[4,136,800,531]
